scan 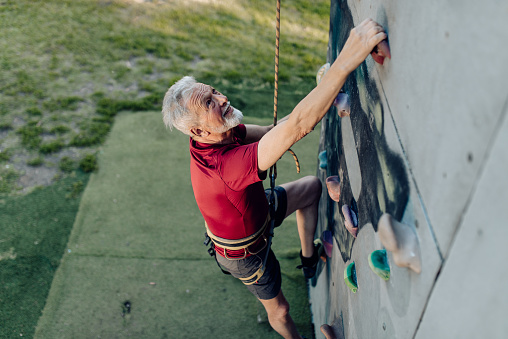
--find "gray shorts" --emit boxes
[216,186,287,300]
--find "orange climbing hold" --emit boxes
[377,213,422,274]
[326,176,341,202]
[371,40,391,65]
[320,324,339,339]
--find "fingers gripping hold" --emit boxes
[349,19,389,65]
[363,20,387,46]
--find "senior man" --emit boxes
[162,19,387,339]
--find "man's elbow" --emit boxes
[298,128,313,141]
[291,116,315,142]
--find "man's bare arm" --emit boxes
[257,19,387,172]
[243,115,290,144]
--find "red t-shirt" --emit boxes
[190,124,268,240]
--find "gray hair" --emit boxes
[162,76,198,136]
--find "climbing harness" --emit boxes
[205,0,301,285]
[204,214,271,260]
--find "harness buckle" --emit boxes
[207,247,215,257]
[204,233,211,246]
[247,235,268,256]
[223,247,248,260]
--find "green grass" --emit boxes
[34,112,320,338]
[0,167,19,193]
[0,148,11,162]
[0,0,328,187]
[27,156,44,167]
[39,139,65,154]
[78,154,98,173]
[17,123,43,150]
[59,157,75,173]
[0,0,330,338]
[0,171,90,338]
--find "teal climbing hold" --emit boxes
[319,150,327,169]
[368,249,390,281]
[344,262,358,293]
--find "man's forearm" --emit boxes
[269,114,290,129]
[256,19,387,172]
[244,115,290,143]
[289,63,349,134]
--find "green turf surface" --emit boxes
[1,1,330,336]
[0,0,328,195]
[34,111,321,338]
[0,172,90,338]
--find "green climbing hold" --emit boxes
[344,262,358,293]
[318,150,327,169]
[368,249,390,281]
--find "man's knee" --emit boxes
[302,175,322,202]
[282,176,322,215]
[309,175,322,194]
[270,297,290,321]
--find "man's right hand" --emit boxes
[336,18,388,73]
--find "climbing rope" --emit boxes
[221,0,301,286]
[270,0,300,185]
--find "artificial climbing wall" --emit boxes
[309,0,508,338]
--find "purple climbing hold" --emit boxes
[315,63,350,117]
[342,204,358,238]
[321,230,333,258]
[333,92,350,118]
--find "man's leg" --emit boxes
[280,175,322,258]
[258,290,303,339]
[255,175,320,338]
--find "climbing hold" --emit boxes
[318,150,327,169]
[313,238,327,263]
[333,92,350,118]
[378,40,391,59]
[316,63,330,85]
[341,204,358,238]
[368,249,390,280]
[321,230,333,258]
[377,213,422,274]
[320,324,338,339]
[371,40,391,65]
[325,176,341,202]
[344,262,358,293]
[316,63,350,117]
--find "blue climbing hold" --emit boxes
[319,150,327,169]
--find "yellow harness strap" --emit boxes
[239,265,266,285]
[205,213,270,251]
[205,214,271,285]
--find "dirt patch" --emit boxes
[17,166,57,192]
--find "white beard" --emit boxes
[213,106,244,134]
[224,107,243,129]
